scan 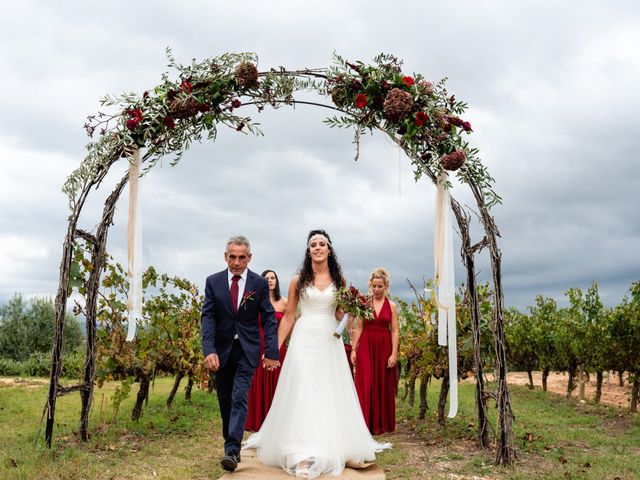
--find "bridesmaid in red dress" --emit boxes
[350,267,399,435]
[245,269,288,432]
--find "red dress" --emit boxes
[354,297,397,435]
[245,311,286,431]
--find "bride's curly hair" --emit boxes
[297,229,345,294]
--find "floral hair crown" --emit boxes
[307,233,331,247]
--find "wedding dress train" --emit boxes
[243,284,390,478]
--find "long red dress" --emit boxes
[354,297,396,435]
[245,311,286,431]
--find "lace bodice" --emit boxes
[298,284,337,319]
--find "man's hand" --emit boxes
[263,358,280,371]
[204,353,220,372]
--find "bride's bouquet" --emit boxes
[333,286,373,338]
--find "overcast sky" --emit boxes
[0,0,638,311]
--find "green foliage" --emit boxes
[505,307,538,372]
[554,283,612,376]
[93,259,204,417]
[0,294,84,362]
[610,280,640,377]
[0,357,22,376]
[0,348,84,378]
[528,295,559,371]
[396,280,493,382]
[508,280,640,407]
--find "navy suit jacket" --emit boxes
[201,268,279,370]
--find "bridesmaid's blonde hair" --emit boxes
[368,267,390,296]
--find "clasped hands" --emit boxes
[262,354,280,371]
[204,353,280,372]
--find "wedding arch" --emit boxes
[45,50,516,464]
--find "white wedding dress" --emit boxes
[243,284,391,478]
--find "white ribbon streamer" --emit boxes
[126,148,143,342]
[434,172,458,417]
[333,313,350,338]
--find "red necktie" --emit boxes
[230,275,241,315]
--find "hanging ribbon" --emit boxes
[126,148,143,342]
[434,171,458,417]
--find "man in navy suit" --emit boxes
[201,235,280,472]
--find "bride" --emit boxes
[243,229,391,478]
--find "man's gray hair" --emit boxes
[226,235,251,252]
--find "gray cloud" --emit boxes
[1,0,638,311]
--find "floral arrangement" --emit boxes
[323,53,500,208]
[334,286,373,321]
[325,53,473,168]
[65,50,499,213]
[240,290,257,310]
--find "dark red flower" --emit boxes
[346,61,361,73]
[125,108,143,130]
[196,102,210,112]
[440,149,467,171]
[236,122,245,131]
[402,76,415,87]
[447,116,464,127]
[143,91,149,99]
[231,99,242,109]
[446,116,472,132]
[126,118,140,130]
[383,88,413,122]
[129,108,143,121]
[180,80,193,93]
[163,116,176,128]
[415,111,429,126]
[355,93,367,109]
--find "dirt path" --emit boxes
[380,421,496,480]
[505,371,631,407]
[0,377,48,388]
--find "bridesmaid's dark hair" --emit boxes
[261,269,282,301]
[297,229,344,294]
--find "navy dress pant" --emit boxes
[216,339,256,455]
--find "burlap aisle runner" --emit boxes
[219,449,385,479]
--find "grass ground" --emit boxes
[0,376,639,479]
[377,379,640,479]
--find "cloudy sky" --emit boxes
[1,0,638,311]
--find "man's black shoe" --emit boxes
[221,453,238,472]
